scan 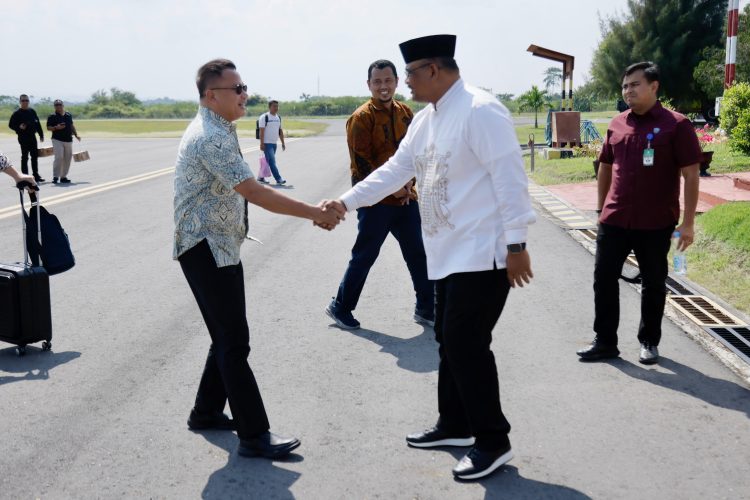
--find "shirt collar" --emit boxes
[628,100,663,121]
[200,106,236,131]
[434,78,464,111]
[369,97,397,112]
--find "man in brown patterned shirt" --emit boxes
[326,59,434,330]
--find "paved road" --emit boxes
[0,126,748,499]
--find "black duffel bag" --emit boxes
[24,194,75,275]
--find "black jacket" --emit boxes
[9,108,44,141]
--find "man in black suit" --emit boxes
[8,95,45,183]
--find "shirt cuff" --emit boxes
[504,228,528,245]
[339,190,360,212]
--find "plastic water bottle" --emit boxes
[673,231,687,275]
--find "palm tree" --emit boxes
[543,67,563,94]
[518,86,550,128]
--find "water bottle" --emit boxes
[672,231,687,275]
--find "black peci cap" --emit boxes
[399,34,456,64]
[53,99,63,105]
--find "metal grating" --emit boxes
[669,296,746,327]
[665,276,693,296]
[579,229,597,241]
[704,327,750,364]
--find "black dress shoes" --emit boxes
[577,340,620,361]
[453,444,514,480]
[238,432,300,459]
[187,409,236,431]
[406,426,475,448]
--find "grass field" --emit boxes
[10,118,329,138]
[686,202,750,315]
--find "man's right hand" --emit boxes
[313,199,346,230]
[15,173,37,193]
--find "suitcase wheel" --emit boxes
[16,345,26,356]
[42,341,52,352]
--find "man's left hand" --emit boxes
[675,222,695,251]
[282,143,286,151]
[506,251,533,288]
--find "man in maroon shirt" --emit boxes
[577,61,700,365]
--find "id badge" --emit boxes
[643,148,654,167]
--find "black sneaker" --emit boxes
[639,343,659,364]
[52,177,59,184]
[453,444,513,480]
[60,177,71,183]
[276,179,287,185]
[34,174,46,183]
[325,300,360,330]
[257,177,269,184]
[406,426,474,448]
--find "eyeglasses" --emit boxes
[405,63,433,77]
[209,84,248,95]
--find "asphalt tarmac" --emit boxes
[0,125,748,499]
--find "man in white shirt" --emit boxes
[257,100,287,185]
[323,34,536,480]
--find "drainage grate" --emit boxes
[669,296,746,327]
[579,229,597,241]
[665,276,693,296]
[704,327,750,364]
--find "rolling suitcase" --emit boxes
[0,183,52,355]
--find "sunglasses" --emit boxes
[209,84,248,95]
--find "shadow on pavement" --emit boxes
[0,348,81,386]
[480,465,592,499]
[48,181,92,187]
[198,431,302,499]
[609,356,750,418]
[347,326,438,373]
[428,449,591,499]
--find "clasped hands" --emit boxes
[392,180,415,205]
[313,199,347,231]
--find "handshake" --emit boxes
[313,199,347,231]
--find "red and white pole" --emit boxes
[725,0,740,89]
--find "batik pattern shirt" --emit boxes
[0,151,9,171]
[173,106,254,267]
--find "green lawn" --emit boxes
[523,156,597,185]
[686,202,750,314]
[704,142,750,174]
[57,119,327,138]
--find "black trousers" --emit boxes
[178,240,270,439]
[593,222,674,347]
[434,268,511,451]
[18,137,39,175]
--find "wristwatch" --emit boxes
[506,242,526,254]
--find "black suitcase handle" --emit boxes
[17,185,41,266]
[16,180,40,192]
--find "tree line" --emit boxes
[0,89,426,121]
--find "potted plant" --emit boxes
[696,124,716,177]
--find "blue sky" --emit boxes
[2,0,747,102]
